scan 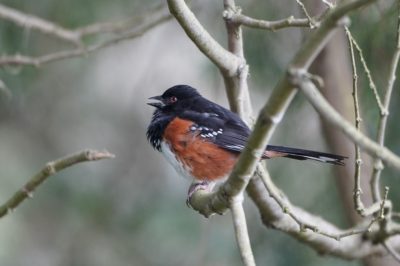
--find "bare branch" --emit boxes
[230,198,256,266]
[345,26,368,216]
[75,3,168,37]
[0,149,115,219]
[247,175,400,259]
[295,0,318,28]
[223,12,311,31]
[0,3,81,45]
[289,69,400,171]
[370,3,400,201]
[222,0,252,121]
[345,28,385,112]
[383,240,400,263]
[188,0,378,217]
[167,0,242,76]
[0,10,171,67]
[257,166,387,241]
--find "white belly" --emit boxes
[160,141,193,180]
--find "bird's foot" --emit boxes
[186,180,211,207]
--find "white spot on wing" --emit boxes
[225,144,244,151]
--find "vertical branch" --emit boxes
[222,3,256,263]
[222,0,253,123]
[230,199,256,266]
[370,3,400,202]
[345,26,366,215]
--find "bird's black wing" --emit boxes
[178,97,251,154]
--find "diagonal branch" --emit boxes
[169,0,400,259]
[0,149,115,219]
[289,69,400,171]
[370,3,400,201]
[0,3,81,46]
[247,175,400,259]
[189,0,377,216]
[167,0,242,76]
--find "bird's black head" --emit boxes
[147,85,201,111]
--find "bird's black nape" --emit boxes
[161,85,201,100]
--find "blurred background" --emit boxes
[0,0,399,265]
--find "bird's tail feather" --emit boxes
[265,145,347,166]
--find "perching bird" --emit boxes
[146,85,346,199]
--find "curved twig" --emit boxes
[0,149,115,219]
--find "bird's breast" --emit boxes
[161,117,238,181]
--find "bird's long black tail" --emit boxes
[265,145,347,166]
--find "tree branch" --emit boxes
[370,2,400,201]
[167,0,242,76]
[383,240,400,263]
[224,12,311,31]
[289,69,400,171]
[188,0,378,217]
[0,3,171,67]
[0,149,115,219]
[0,3,81,46]
[230,198,256,266]
[247,175,400,259]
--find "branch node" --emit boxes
[373,160,384,171]
[283,206,290,213]
[44,162,56,175]
[380,109,389,117]
[353,188,363,196]
[21,187,34,199]
[222,10,232,20]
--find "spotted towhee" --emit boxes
[147,85,346,199]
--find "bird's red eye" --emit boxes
[170,96,177,103]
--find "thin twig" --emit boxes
[322,0,335,9]
[75,3,167,37]
[0,3,169,47]
[370,3,400,202]
[224,12,311,31]
[0,3,81,46]
[256,166,380,241]
[383,240,400,263]
[0,149,115,219]
[0,11,171,67]
[345,26,367,216]
[345,28,385,113]
[230,198,256,266]
[295,0,318,28]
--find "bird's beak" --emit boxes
[147,95,165,108]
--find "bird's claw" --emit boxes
[186,181,210,207]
